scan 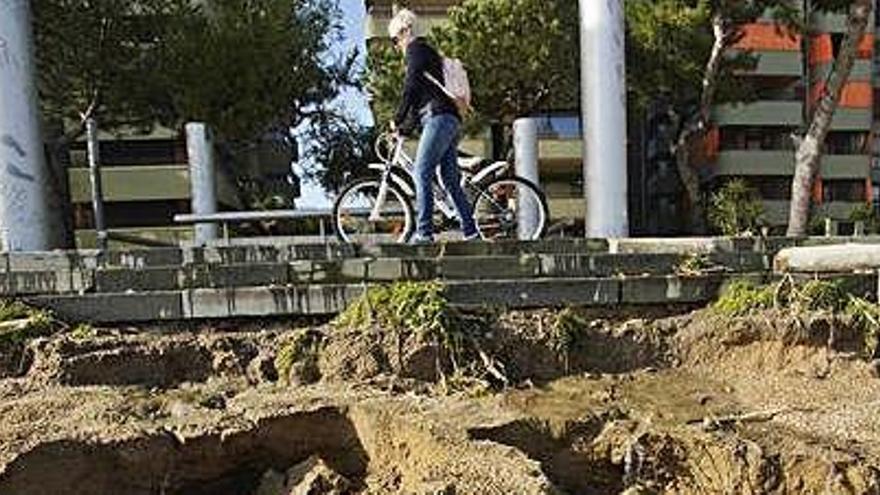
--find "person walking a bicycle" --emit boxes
[388,8,479,244]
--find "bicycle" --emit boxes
[332,132,549,244]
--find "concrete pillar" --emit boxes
[580,0,629,238]
[513,117,541,240]
[186,123,219,245]
[0,0,52,251]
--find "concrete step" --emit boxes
[21,273,766,323]
[85,253,767,293]
[27,270,877,324]
[0,252,770,296]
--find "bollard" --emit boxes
[513,117,540,240]
[186,123,219,246]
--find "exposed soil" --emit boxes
[1,307,880,494]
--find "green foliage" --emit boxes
[844,297,880,356]
[34,0,357,144]
[300,119,378,193]
[625,0,713,114]
[336,281,455,340]
[849,203,880,234]
[366,42,406,133]
[715,278,853,316]
[70,323,98,341]
[550,307,586,371]
[275,329,322,383]
[793,279,849,313]
[708,179,764,236]
[157,0,356,141]
[431,0,579,126]
[716,276,880,356]
[0,301,55,348]
[0,300,32,322]
[335,282,505,391]
[713,279,776,316]
[675,254,713,276]
[809,213,832,236]
[33,0,183,130]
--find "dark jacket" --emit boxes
[393,37,459,134]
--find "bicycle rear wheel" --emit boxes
[333,178,414,244]
[471,176,548,241]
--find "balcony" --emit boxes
[762,200,867,227]
[811,12,851,33]
[715,150,792,176]
[733,50,802,77]
[68,165,241,207]
[715,151,870,179]
[830,108,872,131]
[713,101,803,126]
[814,59,872,82]
[68,165,191,202]
[821,154,871,178]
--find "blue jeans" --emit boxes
[413,113,477,240]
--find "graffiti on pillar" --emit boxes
[0,36,22,74]
[1,134,26,158]
[0,133,33,221]
[1,135,33,181]
[6,162,34,182]
[0,35,9,70]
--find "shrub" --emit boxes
[713,279,775,316]
[848,203,879,234]
[708,179,764,236]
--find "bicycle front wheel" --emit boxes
[471,176,548,241]
[333,178,414,244]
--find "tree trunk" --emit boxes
[673,15,730,230]
[787,0,872,236]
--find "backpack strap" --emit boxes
[424,71,455,101]
[424,70,470,115]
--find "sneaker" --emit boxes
[408,234,434,245]
[462,232,482,242]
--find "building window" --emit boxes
[741,76,802,102]
[831,33,844,59]
[823,180,866,202]
[825,132,869,155]
[715,176,791,201]
[749,176,792,200]
[719,127,795,151]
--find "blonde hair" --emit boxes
[388,8,417,39]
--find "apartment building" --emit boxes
[708,6,876,233]
[365,1,880,234]
[67,128,295,248]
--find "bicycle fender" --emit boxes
[471,161,510,185]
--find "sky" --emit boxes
[294,0,373,208]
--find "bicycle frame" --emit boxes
[367,133,511,221]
